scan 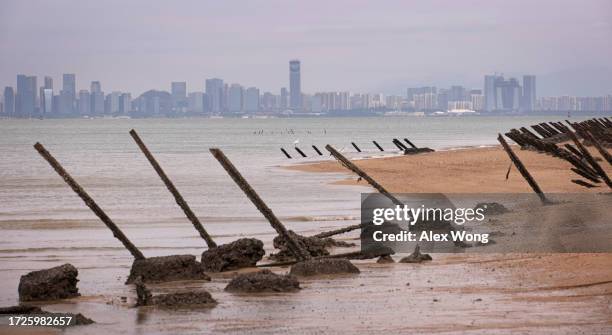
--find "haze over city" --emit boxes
[1,0,611,96]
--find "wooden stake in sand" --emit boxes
[497,134,549,204]
[129,129,217,248]
[34,142,146,260]
[325,144,403,206]
[209,148,310,261]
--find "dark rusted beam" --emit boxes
[209,148,310,261]
[497,134,549,204]
[404,138,418,149]
[566,127,612,189]
[129,129,217,248]
[372,140,384,152]
[34,142,145,260]
[295,146,307,158]
[313,223,366,239]
[325,144,403,207]
[584,130,612,165]
[281,148,292,159]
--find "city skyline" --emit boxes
[1,1,611,96]
[3,60,612,118]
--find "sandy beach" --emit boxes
[288,145,610,193]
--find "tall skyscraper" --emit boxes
[245,87,260,113]
[483,75,499,112]
[521,75,536,112]
[44,76,53,90]
[171,82,187,112]
[78,90,91,115]
[228,83,243,113]
[16,75,37,117]
[60,74,76,115]
[3,87,15,117]
[41,89,53,116]
[90,81,104,115]
[289,60,301,110]
[205,78,224,114]
[495,77,521,111]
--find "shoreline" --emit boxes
[285,144,610,193]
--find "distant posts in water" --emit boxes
[372,140,384,152]
[280,148,292,159]
[294,146,307,158]
[312,145,323,156]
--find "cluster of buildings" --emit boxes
[1,62,611,118]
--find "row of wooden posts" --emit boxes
[280,138,433,159]
[34,130,409,266]
[498,117,612,203]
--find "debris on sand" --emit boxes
[201,238,265,272]
[399,245,433,263]
[225,269,300,293]
[269,230,355,262]
[0,305,94,326]
[134,278,216,308]
[289,258,360,277]
[475,202,509,215]
[18,264,80,302]
[377,255,395,263]
[126,255,210,284]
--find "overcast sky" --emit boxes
[1,0,611,96]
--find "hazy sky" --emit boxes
[1,0,611,96]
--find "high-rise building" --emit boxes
[289,60,301,110]
[521,75,536,112]
[44,76,53,90]
[484,74,522,112]
[228,84,243,113]
[449,85,466,102]
[90,81,104,115]
[60,74,76,115]
[3,87,15,117]
[188,92,204,114]
[495,77,521,111]
[280,87,288,109]
[245,87,260,113]
[261,92,277,111]
[42,88,53,116]
[16,75,37,117]
[171,82,187,112]
[471,93,485,111]
[119,93,131,114]
[483,75,499,112]
[205,78,224,114]
[107,91,121,114]
[78,90,90,115]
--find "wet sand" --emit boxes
[285,144,612,333]
[2,145,612,334]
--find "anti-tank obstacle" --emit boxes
[130,129,265,272]
[33,142,209,284]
